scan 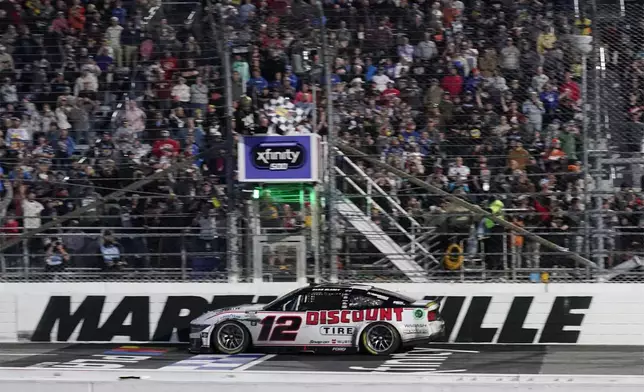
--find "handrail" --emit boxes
[371,230,439,267]
[336,166,437,263]
[335,148,422,228]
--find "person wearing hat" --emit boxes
[372,67,393,92]
[92,131,116,159]
[152,129,179,158]
[381,81,400,100]
[105,16,124,67]
[5,117,27,151]
[424,78,443,107]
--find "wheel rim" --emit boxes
[217,323,245,351]
[365,324,395,353]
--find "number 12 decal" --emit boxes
[257,316,302,341]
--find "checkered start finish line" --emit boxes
[159,354,266,371]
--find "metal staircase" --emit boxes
[333,149,444,281]
[371,230,442,269]
[335,196,428,283]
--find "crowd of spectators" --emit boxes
[225,0,643,273]
[1,0,643,278]
[0,0,232,274]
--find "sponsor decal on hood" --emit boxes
[190,304,265,324]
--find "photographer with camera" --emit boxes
[44,238,70,273]
[99,230,127,272]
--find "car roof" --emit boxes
[308,283,373,290]
[307,283,415,302]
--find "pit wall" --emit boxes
[1,283,642,345]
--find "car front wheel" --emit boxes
[361,322,400,356]
[212,320,251,355]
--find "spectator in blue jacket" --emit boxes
[247,69,268,96]
[53,129,76,168]
[112,0,127,26]
[540,83,560,123]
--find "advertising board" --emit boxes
[238,134,321,183]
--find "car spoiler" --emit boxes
[411,297,443,308]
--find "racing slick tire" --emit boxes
[361,322,401,356]
[212,320,251,355]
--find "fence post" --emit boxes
[316,1,337,282]
[581,52,591,262]
[210,2,240,283]
[22,238,29,278]
[590,0,606,270]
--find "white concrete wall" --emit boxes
[1,283,643,345]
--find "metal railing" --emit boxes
[335,165,437,265]
[1,221,643,282]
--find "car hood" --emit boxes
[191,303,265,324]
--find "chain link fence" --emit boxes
[5,0,644,283]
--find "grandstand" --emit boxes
[0,0,642,283]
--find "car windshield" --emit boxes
[263,287,305,309]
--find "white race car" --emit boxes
[189,283,445,355]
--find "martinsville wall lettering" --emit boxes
[30,295,591,343]
[32,295,278,342]
[429,296,592,344]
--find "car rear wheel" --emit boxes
[361,322,400,356]
[212,320,250,355]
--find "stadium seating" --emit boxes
[0,0,642,283]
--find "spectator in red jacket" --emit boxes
[152,130,180,158]
[441,67,463,97]
[560,71,581,102]
[381,81,400,100]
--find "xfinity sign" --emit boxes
[254,147,303,171]
[239,134,321,183]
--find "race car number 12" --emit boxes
[258,316,302,341]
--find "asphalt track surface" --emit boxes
[0,343,643,374]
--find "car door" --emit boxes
[252,290,307,347]
[253,287,348,347]
[295,287,347,346]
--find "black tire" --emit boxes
[212,320,251,355]
[361,322,400,356]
